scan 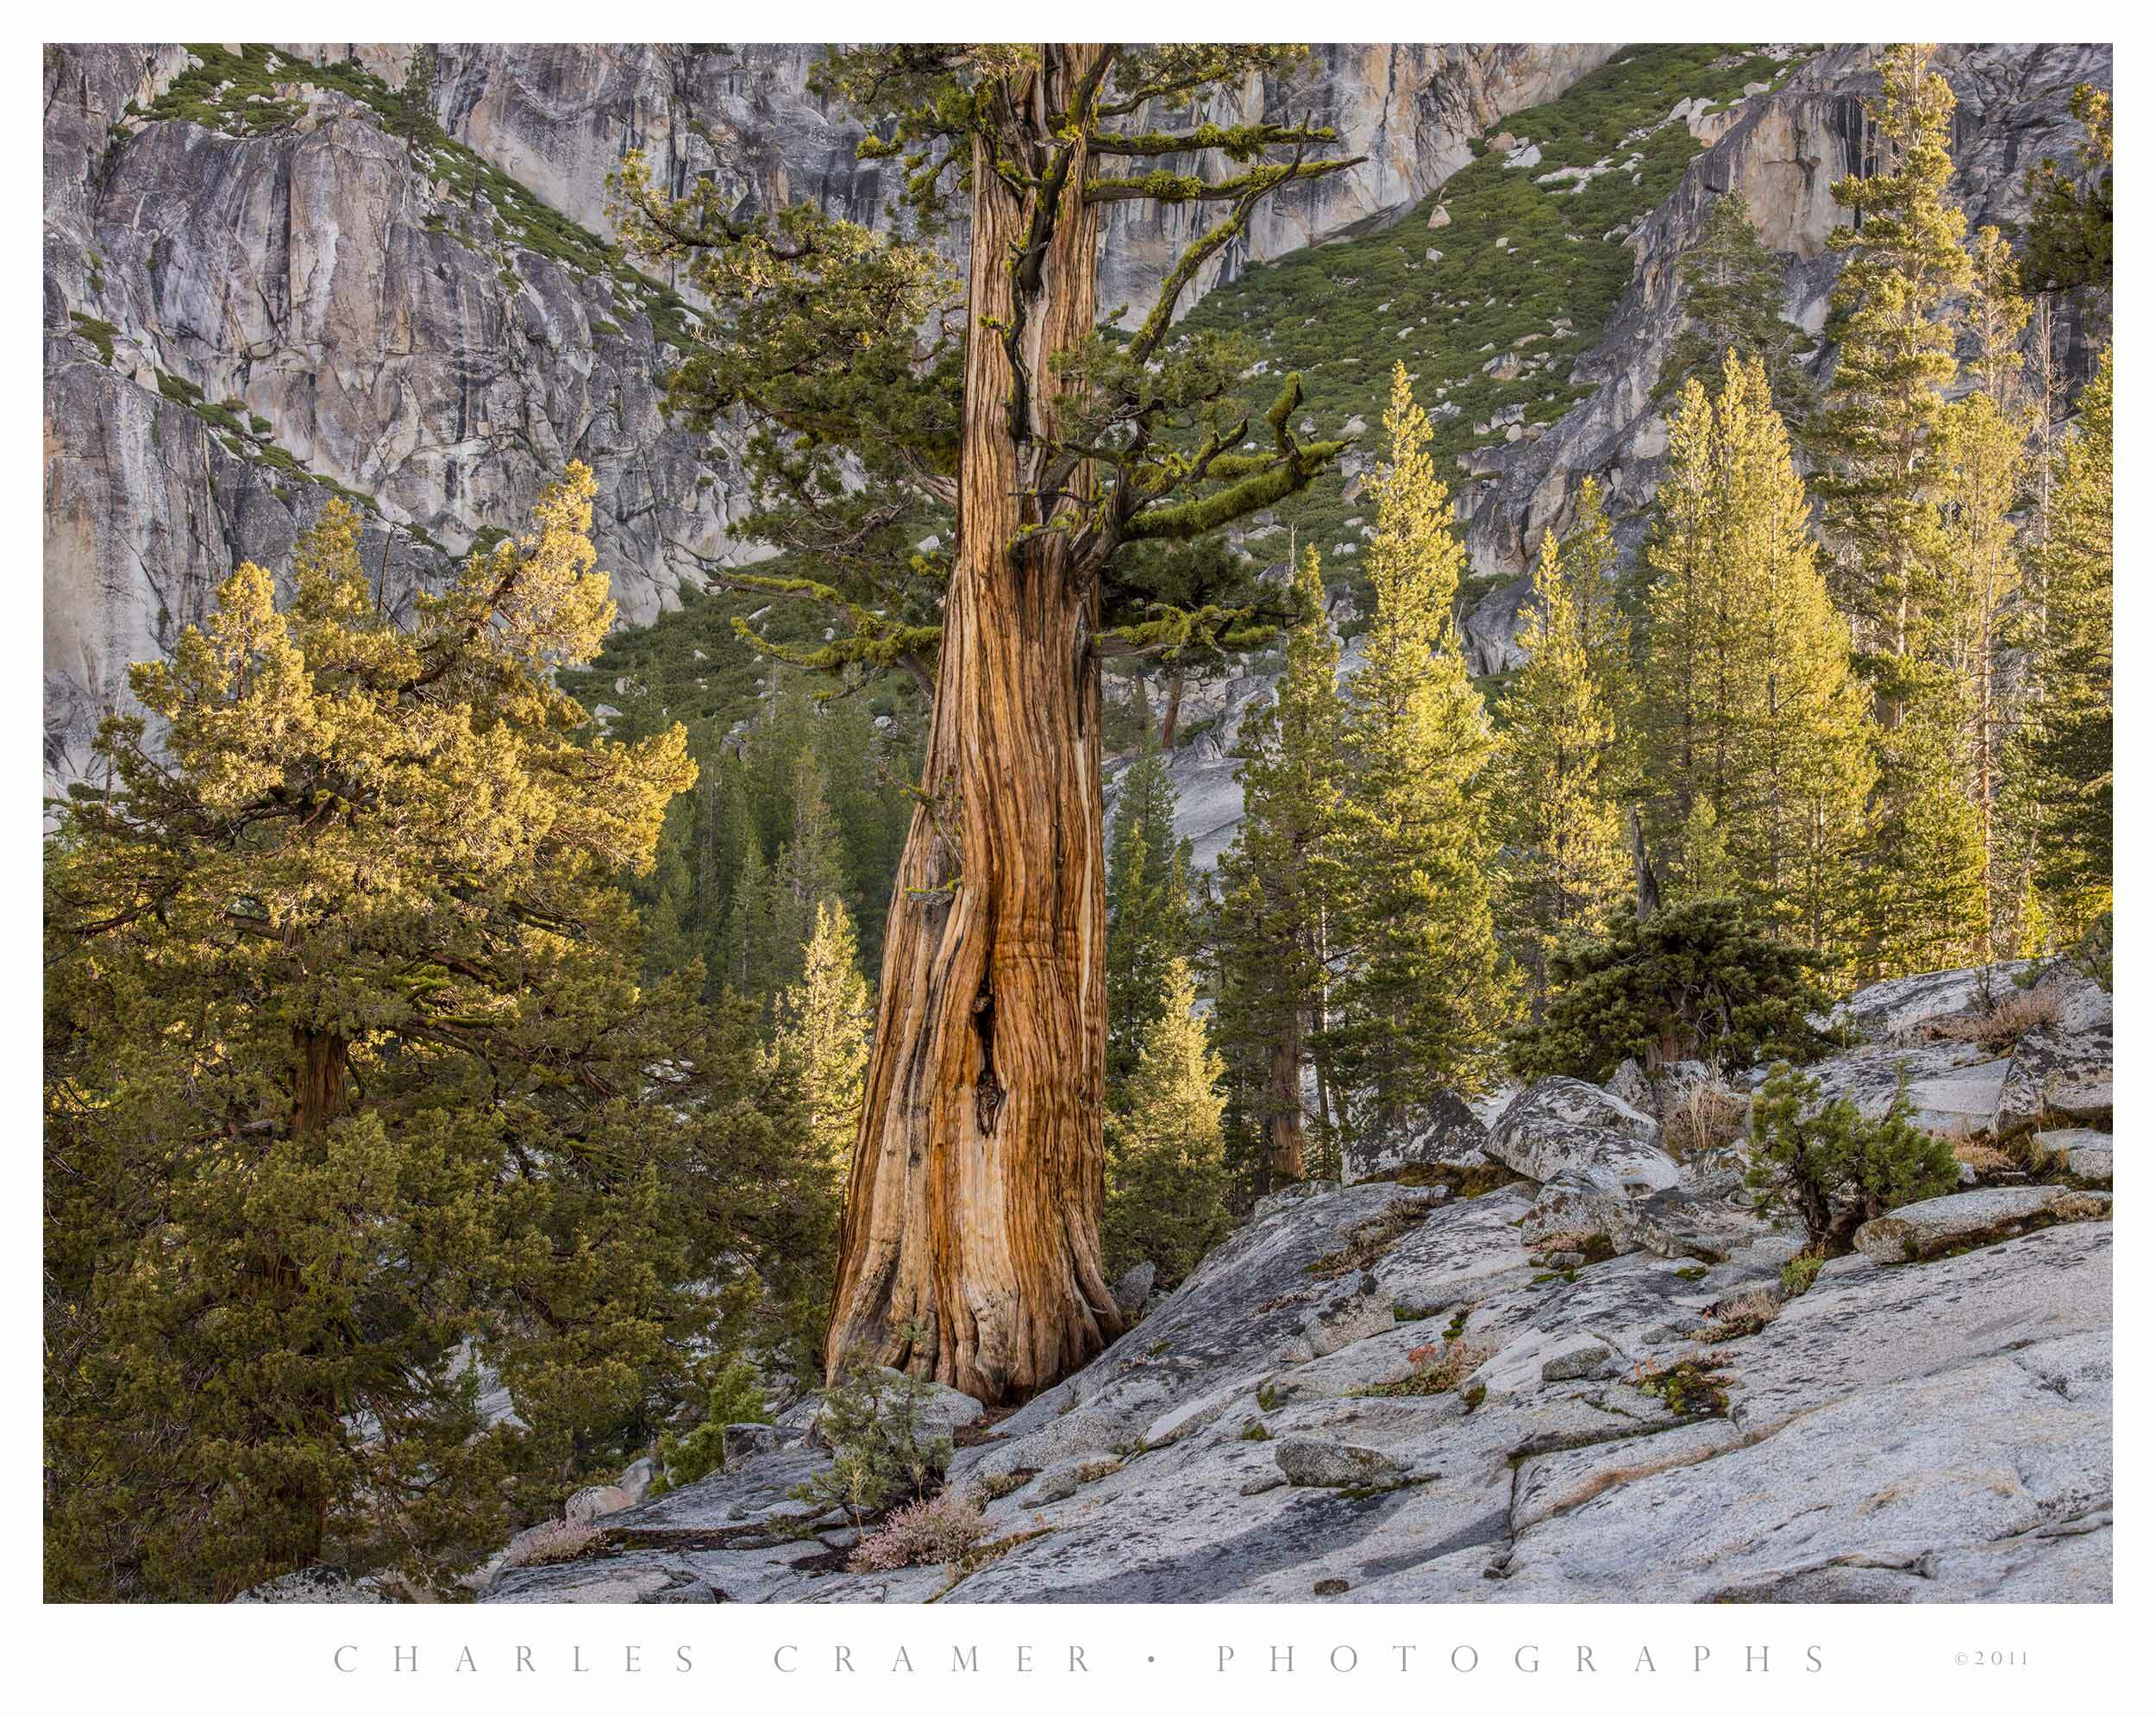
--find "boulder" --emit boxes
[1996,978,2114,1135]
[1344,1087,1489,1180]
[617,1456,656,1506]
[1854,1186,2112,1265]
[566,1484,635,1523]
[1112,1260,1156,1324]
[723,1423,781,1465]
[2034,1128,2113,1184]
[1275,1437,1411,1490]
[1488,1078,1677,1193]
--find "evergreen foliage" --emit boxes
[2021,83,2112,297]
[2011,348,2114,938]
[768,899,873,1377]
[1506,900,1840,1084]
[1331,365,1511,1130]
[787,1345,955,1525]
[1104,961,1233,1287]
[1809,44,1989,972]
[1106,738,1195,1099]
[1641,355,1875,966]
[1211,548,1349,1190]
[650,1358,773,1496]
[1749,1062,1959,1249]
[43,477,824,1600]
[1659,191,1814,416]
[1491,480,1634,1011]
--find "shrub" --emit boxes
[649,1357,773,1497]
[787,1342,954,1525]
[847,1489,988,1573]
[1748,1063,1959,1250]
[1506,900,1842,1084]
[1778,1250,1826,1297]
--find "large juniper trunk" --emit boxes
[826,47,1123,1403]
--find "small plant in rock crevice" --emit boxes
[847,1489,987,1573]
[1353,1337,1495,1398]
[787,1337,954,1530]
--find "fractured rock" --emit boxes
[1853,1186,2112,1265]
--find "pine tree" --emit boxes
[1808,46,1988,972]
[43,474,824,1599]
[1105,735,1194,1100]
[1332,362,1510,1130]
[1813,42,1971,666]
[1659,191,1814,417]
[1938,226,2034,949]
[1642,356,1875,965]
[1103,959,1232,1288]
[1490,493,1633,1014]
[770,898,874,1377]
[2011,348,2113,939]
[1212,547,1349,1186]
[771,745,848,995]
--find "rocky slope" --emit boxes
[475,960,2113,1604]
[42,41,1613,797]
[1456,40,2111,670]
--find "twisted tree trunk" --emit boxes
[826,47,1123,1403]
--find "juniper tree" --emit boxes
[1491,495,1633,1015]
[1332,363,1510,1130]
[1211,547,1349,1186]
[611,46,1362,1400]
[42,479,822,1599]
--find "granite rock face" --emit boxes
[1454,41,2113,671]
[486,1160,2109,1603]
[43,41,1612,798]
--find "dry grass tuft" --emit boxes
[1696,1287,1782,1341]
[505,1517,602,1568]
[1925,986,2063,1055]
[1663,1074,1751,1157]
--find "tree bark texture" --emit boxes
[827,47,1124,1403]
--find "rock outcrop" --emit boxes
[482,960,2111,1604]
[42,41,1614,798]
[486,1174,2110,1603]
[1457,41,2112,670]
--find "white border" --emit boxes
[8,9,2136,1707]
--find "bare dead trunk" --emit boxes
[827,48,1122,1403]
